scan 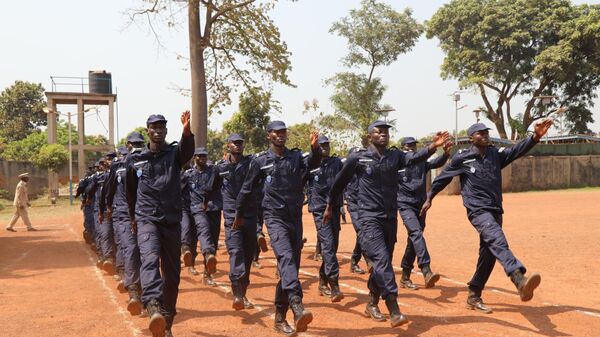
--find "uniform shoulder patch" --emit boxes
[255,151,267,158]
[290,147,301,152]
[389,146,398,151]
[169,141,179,147]
[498,147,506,152]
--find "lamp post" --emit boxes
[44,107,74,205]
[451,92,467,141]
[473,108,485,123]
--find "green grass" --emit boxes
[0,196,80,222]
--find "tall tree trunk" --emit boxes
[189,0,207,147]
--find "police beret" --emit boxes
[267,120,287,131]
[194,147,208,155]
[401,137,419,145]
[146,114,167,125]
[227,133,244,142]
[106,151,117,158]
[467,123,491,136]
[118,146,129,155]
[126,131,145,143]
[317,135,330,144]
[367,120,392,133]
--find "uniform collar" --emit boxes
[143,141,171,154]
[366,144,390,160]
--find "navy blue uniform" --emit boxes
[427,136,538,291]
[101,152,141,290]
[237,147,320,314]
[76,175,95,239]
[307,155,343,283]
[397,153,448,272]
[189,165,223,266]
[125,134,194,317]
[180,168,197,265]
[204,154,259,296]
[344,166,364,264]
[328,145,433,300]
[87,171,115,263]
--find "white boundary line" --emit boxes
[65,224,142,337]
[335,252,600,319]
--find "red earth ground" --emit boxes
[1,189,599,337]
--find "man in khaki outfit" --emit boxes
[5,173,36,232]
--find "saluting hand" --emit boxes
[432,131,450,147]
[310,131,320,151]
[533,119,553,141]
[181,110,192,135]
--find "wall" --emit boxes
[0,160,79,199]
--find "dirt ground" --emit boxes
[1,189,599,337]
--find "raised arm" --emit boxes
[178,110,195,167]
[499,119,552,168]
[426,141,452,170]
[402,131,450,168]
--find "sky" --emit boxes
[1,0,599,145]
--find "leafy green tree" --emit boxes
[286,123,313,151]
[206,129,226,162]
[426,0,600,139]
[0,81,47,142]
[0,131,47,161]
[222,88,271,154]
[322,0,423,146]
[129,0,293,147]
[33,144,68,172]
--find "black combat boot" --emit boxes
[290,295,313,333]
[257,233,268,253]
[127,284,142,316]
[510,269,541,302]
[350,259,366,274]
[329,278,344,303]
[203,270,215,286]
[103,258,115,275]
[274,308,294,336]
[232,284,244,311]
[205,253,217,274]
[384,294,409,328]
[181,245,193,267]
[364,292,386,322]
[421,264,440,288]
[399,269,418,290]
[146,299,166,337]
[466,286,492,314]
[318,277,331,297]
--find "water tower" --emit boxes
[45,71,117,198]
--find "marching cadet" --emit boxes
[236,121,320,335]
[421,120,552,313]
[343,147,368,275]
[180,163,199,276]
[126,111,194,337]
[397,137,452,290]
[87,158,116,275]
[189,147,223,286]
[75,167,95,244]
[100,132,146,316]
[306,135,344,302]
[325,120,449,328]
[203,133,260,310]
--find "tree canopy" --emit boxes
[222,88,271,154]
[322,0,423,146]
[0,81,47,142]
[427,0,600,138]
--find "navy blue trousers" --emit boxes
[181,208,198,265]
[137,220,181,317]
[360,216,398,300]
[347,206,363,263]
[468,211,525,291]
[265,213,304,314]
[112,219,125,273]
[83,204,95,235]
[399,206,431,271]
[312,209,341,281]
[224,214,257,294]
[194,210,221,260]
[113,215,140,288]
[94,209,115,261]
